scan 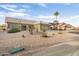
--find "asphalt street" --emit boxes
[31,38,79,56]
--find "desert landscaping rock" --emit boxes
[0,30,78,56]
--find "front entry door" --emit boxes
[21,25,26,31]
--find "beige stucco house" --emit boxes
[5,17,49,32]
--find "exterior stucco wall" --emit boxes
[7,23,21,30]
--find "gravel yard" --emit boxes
[0,31,77,55]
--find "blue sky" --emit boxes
[0,3,79,26]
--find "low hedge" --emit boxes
[8,28,20,33]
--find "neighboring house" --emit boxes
[74,27,79,30]
[5,17,49,32]
[49,21,74,30]
[0,24,7,31]
[57,23,66,30]
[65,24,74,30]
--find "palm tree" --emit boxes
[53,11,59,30]
[54,11,59,20]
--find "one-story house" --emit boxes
[5,17,49,32]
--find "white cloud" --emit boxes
[38,3,47,7]
[0,4,17,11]
[0,11,31,19]
[5,4,17,8]
[36,15,67,22]
[34,15,57,22]
[68,15,79,20]
[36,15,55,19]
[0,4,27,13]
[13,9,26,13]
[22,5,32,12]
[7,12,26,17]
[0,12,6,17]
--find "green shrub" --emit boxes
[8,28,20,33]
